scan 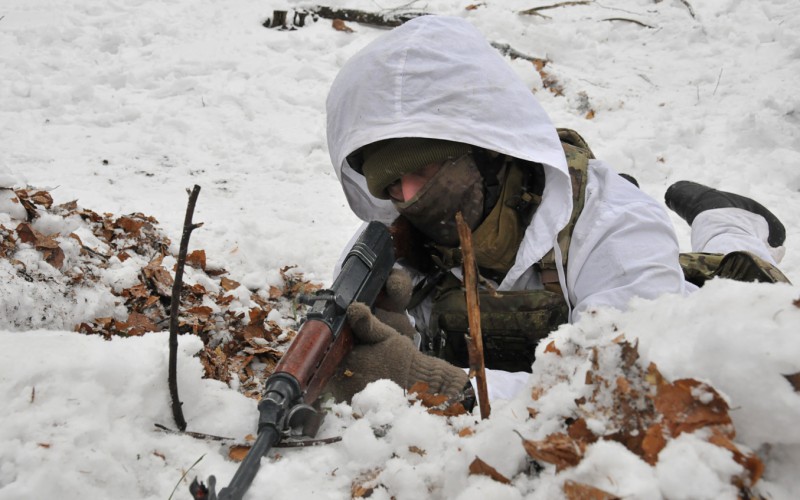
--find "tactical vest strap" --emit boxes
[536,128,594,296]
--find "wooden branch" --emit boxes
[168,185,202,432]
[154,423,233,442]
[455,212,491,420]
[602,17,655,29]
[678,0,696,19]
[519,1,591,16]
[308,7,427,28]
[490,42,548,67]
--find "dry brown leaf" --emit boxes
[567,418,597,444]
[123,284,150,299]
[30,191,53,208]
[249,307,267,325]
[228,445,251,462]
[641,423,667,465]
[458,427,475,437]
[784,373,800,392]
[351,469,381,498]
[221,276,241,291]
[143,255,174,296]
[187,306,214,319]
[428,401,468,417]
[408,446,426,456]
[563,480,619,500]
[708,428,764,487]
[655,379,731,437]
[116,216,145,235]
[153,451,166,461]
[242,324,269,341]
[332,18,354,33]
[465,2,486,9]
[585,109,596,120]
[186,249,207,270]
[15,222,40,245]
[793,297,800,308]
[544,341,562,356]
[468,456,511,484]
[521,433,584,471]
[126,312,158,333]
[37,442,51,449]
[42,246,65,269]
[527,407,539,419]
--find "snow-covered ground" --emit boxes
[1,0,799,499]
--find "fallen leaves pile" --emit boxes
[0,186,319,398]
[522,338,764,498]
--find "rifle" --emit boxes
[190,221,395,500]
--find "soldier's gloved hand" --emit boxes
[326,301,469,403]
[372,268,417,340]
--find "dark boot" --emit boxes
[665,181,786,247]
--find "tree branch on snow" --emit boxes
[519,1,592,17]
[168,185,203,432]
[490,42,548,67]
[678,0,696,19]
[602,17,656,29]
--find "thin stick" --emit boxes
[455,212,491,419]
[169,185,203,431]
[713,67,723,95]
[601,17,655,29]
[519,1,591,16]
[678,0,696,19]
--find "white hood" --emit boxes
[326,16,572,287]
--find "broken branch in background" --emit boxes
[602,17,656,29]
[678,0,696,19]
[264,7,427,30]
[519,1,592,18]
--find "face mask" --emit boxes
[393,154,485,247]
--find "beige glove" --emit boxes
[326,270,468,402]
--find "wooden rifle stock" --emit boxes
[193,221,394,500]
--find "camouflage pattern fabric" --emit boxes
[430,274,569,372]
[681,251,791,286]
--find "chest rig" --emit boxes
[419,129,593,373]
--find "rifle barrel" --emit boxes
[217,427,279,500]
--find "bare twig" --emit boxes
[168,185,203,432]
[519,1,591,16]
[713,67,723,95]
[169,454,205,500]
[490,42,548,67]
[155,423,233,442]
[678,0,696,19]
[274,436,343,448]
[455,212,491,420]
[602,17,655,29]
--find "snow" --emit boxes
[1,0,799,499]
